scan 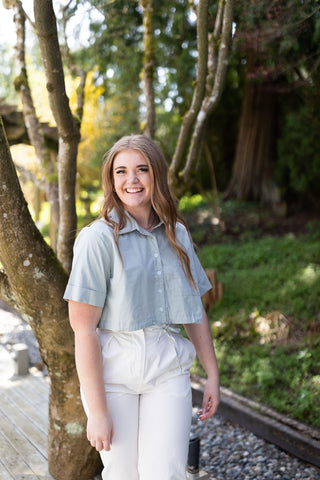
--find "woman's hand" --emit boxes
[184,308,220,421]
[87,411,114,452]
[199,376,220,421]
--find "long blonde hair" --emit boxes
[101,134,195,286]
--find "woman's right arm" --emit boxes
[69,300,113,452]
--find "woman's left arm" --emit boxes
[184,308,220,421]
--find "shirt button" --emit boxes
[157,270,161,275]
[159,307,164,312]
[158,289,162,294]
[154,253,158,258]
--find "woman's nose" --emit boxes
[127,171,138,183]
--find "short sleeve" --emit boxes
[63,224,112,307]
[190,250,212,296]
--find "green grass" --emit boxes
[200,235,320,321]
[194,233,320,428]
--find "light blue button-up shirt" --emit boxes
[64,212,211,332]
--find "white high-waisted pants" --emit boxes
[81,326,196,480]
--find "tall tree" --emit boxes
[224,0,320,202]
[1,1,100,479]
[0,117,100,479]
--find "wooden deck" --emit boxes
[0,345,54,480]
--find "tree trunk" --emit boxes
[0,118,101,479]
[169,0,209,190]
[13,0,60,249]
[33,0,80,273]
[169,0,234,197]
[140,0,156,138]
[224,79,277,202]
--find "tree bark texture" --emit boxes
[13,1,60,250]
[0,118,101,479]
[224,80,276,202]
[33,0,80,273]
[140,0,156,138]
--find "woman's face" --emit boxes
[113,149,152,216]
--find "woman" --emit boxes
[64,134,220,480]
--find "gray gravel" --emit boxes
[1,301,320,480]
[191,408,320,480]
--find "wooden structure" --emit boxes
[0,358,53,479]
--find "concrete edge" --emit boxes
[191,378,320,469]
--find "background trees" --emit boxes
[0,1,233,478]
[0,0,319,479]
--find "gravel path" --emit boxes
[191,409,320,480]
[1,301,320,480]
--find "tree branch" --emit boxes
[60,1,87,126]
[182,0,234,185]
[12,1,60,245]
[168,0,209,188]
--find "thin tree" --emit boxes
[169,0,234,196]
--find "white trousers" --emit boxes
[82,326,196,480]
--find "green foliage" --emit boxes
[187,203,320,427]
[0,44,18,103]
[277,85,320,206]
[178,194,207,213]
[201,234,320,321]
[207,340,320,428]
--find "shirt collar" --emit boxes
[109,208,163,235]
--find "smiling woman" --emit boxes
[63,134,220,480]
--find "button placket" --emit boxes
[151,235,166,323]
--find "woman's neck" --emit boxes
[127,208,158,231]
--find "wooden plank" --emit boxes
[0,460,15,480]
[1,387,48,433]
[6,377,50,418]
[0,392,48,458]
[0,411,53,479]
[0,432,39,480]
[4,374,50,400]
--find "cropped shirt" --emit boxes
[63,211,211,332]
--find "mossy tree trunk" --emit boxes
[0,0,101,478]
[0,118,101,479]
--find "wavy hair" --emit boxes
[101,134,195,286]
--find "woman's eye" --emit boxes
[139,167,149,172]
[115,169,125,174]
